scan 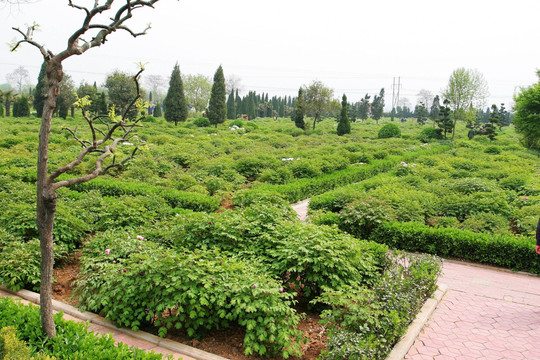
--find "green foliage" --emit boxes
[74,231,304,358]
[12,96,30,118]
[418,127,443,143]
[293,88,305,130]
[0,237,68,292]
[318,252,441,360]
[377,123,401,139]
[70,178,219,212]
[163,63,187,125]
[104,71,139,118]
[0,326,32,360]
[337,94,351,136]
[192,117,210,127]
[33,62,47,118]
[207,65,227,127]
[512,72,540,149]
[339,197,396,239]
[0,298,167,359]
[370,221,540,274]
[484,145,501,154]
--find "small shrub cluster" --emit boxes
[370,221,540,274]
[0,297,167,359]
[318,252,441,360]
[377,123,401,139]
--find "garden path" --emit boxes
[405,260,540,360]
[290,199,540,359]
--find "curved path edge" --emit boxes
[0,285,228,360]
[386,284,449,360]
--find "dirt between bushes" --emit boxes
[52,257,327,359]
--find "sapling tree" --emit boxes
[337,94,351,136]
[10,0,161,338]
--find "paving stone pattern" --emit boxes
[405,260,540,360]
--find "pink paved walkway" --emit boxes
[405,260,540,360]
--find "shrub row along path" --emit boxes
[291,199,540,360]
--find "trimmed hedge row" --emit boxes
[70,178,220,212]
[245,145,450,203]
[370,221,540,274]
[0,297,167,360]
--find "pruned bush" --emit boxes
[378,123,401,139]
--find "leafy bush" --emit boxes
[290,160,321,179]
[370,221,540,274]
[74,232,304,358]
[500,176,528,194]
[0,238,69,291]
[318,252,441,360]
[418,127,443,143]
[192,117,210,127]
[70,178,220,212]
[142,115,157,123]
[258,167,293,185]
[377,123,401,139]
[0,298,167,359]
[450,177,493,194]
[0,326,32,359]
[339,197,396,239]
[484,145,502,154]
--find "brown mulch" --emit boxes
[52,258,327,359]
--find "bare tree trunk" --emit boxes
[37,60,62,338]
[5,100,11,117]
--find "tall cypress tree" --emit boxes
[208,65,226,127]
[337,94,351,136]
[164,63,187,126]
[293,88,305,130]
[33,62,47,117]
[226,88,236,119]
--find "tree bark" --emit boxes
[37,59,63,338]
[5,100,11,117]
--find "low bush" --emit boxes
[370,221,540,274]
[418,127,443,143]
[0,237,69,291]
[0,297,167,359]
[74,231,304,358]
[192,117,211,127]
[318,252,441,360]
[378,123,401,139]
[70,178,220,212]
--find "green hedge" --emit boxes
[0,297,167,360]
[70,178,220,212]
[244,146,450,203]
[370,221,540,274]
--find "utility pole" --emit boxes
[391,77,401,121]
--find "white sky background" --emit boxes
[1,0,539,110]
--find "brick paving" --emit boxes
[405,260,540,360]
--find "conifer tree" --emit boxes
[153,103,162,117]
[337,94,351,136]
[371,88,385,123]
[293,88,305,130]
[430,95,441,121]
[485,104,499,140]
[33,62,47,117]
[164,63,187,126]
[227,88,236,119]
[358,94,370,121]
[437,99,454,139]
[208,65,227,127]
[416,102,428,125]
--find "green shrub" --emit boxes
[309,187,363,213]
[0,238,69,291]
[418,127,443,143]
[290,160,321,179]
[0,326,32,359]
[370,221,540,274]
[318,252,441,360]
[192,117,210,127]
[460,212,510,235]
[142,115,157,123]
[339,197,396,239]
[0,298,167,359]
[75,232,304,358]
[258,167,293,185]
[70,178,220,212]
[450,177,493,194]
[377,123,401,139]
[372,150,388,160]
[484,145,502,154]
[500,176,528,194]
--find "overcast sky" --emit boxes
[1,0,539,110]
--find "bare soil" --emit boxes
[52,258,327,359]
